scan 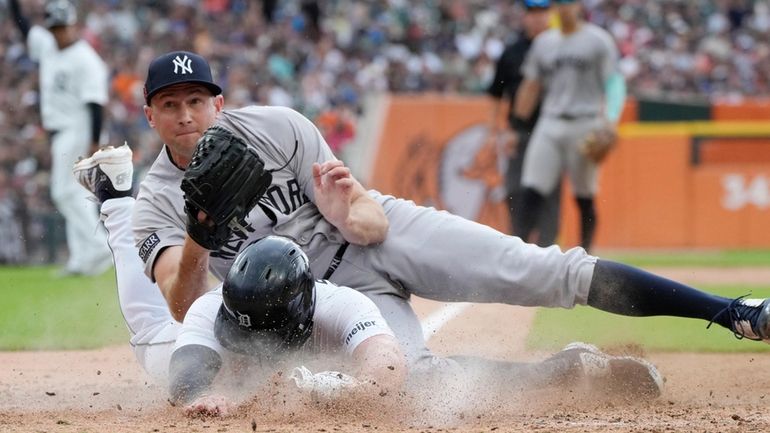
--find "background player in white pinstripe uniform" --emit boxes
[9,0,111,275]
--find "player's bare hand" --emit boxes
[183,394,232,418]
[312,161,355,227]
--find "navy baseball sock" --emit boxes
[587,259,735,328]
[514,187,545,243]
[576,197,596,252]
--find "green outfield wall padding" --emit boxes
[637,98,712,121]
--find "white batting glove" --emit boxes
[289,366,361,400]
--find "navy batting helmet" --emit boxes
[44,0,77,28]
[214,236,315,356]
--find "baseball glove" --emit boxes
[579,125,618,163]
[181,126,272,250]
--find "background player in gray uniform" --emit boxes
[512,0,626,252]
[9,0,112,276]
[487,0,560,246]
[133,50,770,376]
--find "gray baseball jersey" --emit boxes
[521,23,618,119]
[134,105,345,282]
[134,105,598,369]
[520,23,619,196]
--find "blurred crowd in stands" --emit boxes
[1,0,768,264]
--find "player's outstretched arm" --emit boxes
[289,334,406,401]
[169,344,229,417]
[153,241,213,322]
[312,160,388,245]
[350,334,407,398]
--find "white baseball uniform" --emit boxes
[134,106,597,370]
[100,197,180,382]
[27,25,111,273]
[175,282,394,363]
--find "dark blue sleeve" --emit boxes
[168,344,223,405]
[9,0,31,39]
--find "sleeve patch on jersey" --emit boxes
[344,321,377,346]
[138,233,161,263]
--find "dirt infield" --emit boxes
[2,267,770,433]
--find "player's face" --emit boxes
[49,25,77,49]
[523,8,551,37]
[556,1,582,25]
[144,84,224,168]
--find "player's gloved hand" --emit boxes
[180,126,273,250]
[289,366,361,400]
[579,124,618,163]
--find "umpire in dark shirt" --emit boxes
[487,0,560,247]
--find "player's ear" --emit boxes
[144,105,155,128]
[213,94,224,113]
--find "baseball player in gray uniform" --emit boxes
[9,0,112,275]
[513,0,626,252]
[132,50,770,375]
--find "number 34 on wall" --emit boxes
[722,174,770,210]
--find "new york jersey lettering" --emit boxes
[211,223,257,260]
[264,179,310,215]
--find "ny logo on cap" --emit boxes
[172,54,193,75]
[237,312,252,327]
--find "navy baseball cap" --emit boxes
[143,51,222,104]
[524,0,551,8]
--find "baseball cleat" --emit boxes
[712,297,770,342]
[73,143,133,203]
[556,342,664,399]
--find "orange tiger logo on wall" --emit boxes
[389,124,511,233]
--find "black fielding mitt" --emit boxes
[181,126,272,250]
